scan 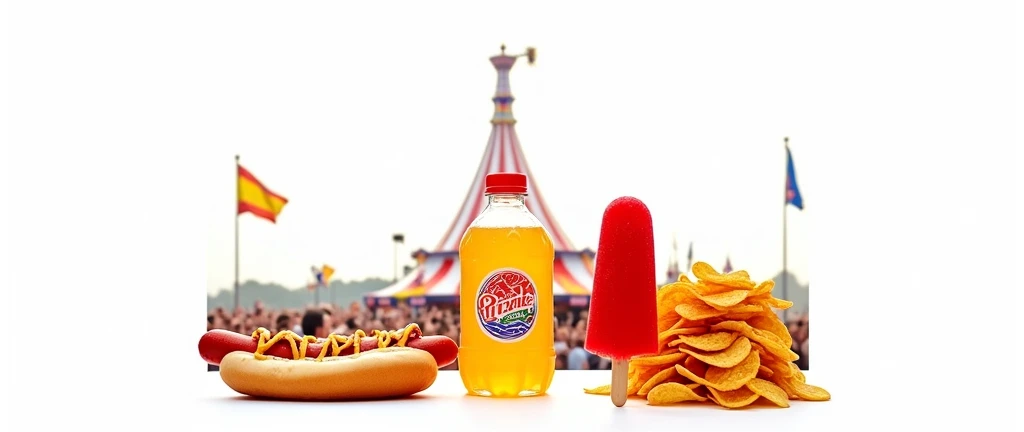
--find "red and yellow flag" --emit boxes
[237,165,288,223]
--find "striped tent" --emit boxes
[366,46,595,309]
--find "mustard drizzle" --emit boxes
[250,323,422,361]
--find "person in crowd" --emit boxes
[555,353,567,369]
[275,314,291,334]
[567,337,590,370]
[787,313,810,370]
[301,308,333,339]
[554,326,570,357]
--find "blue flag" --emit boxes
[786,147,804,210]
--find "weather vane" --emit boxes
[498,43,537,65]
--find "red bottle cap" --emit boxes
[485,173,527,195]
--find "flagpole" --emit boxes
[782,137,789,303]
[234,154,241,312]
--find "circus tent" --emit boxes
[366,46,595,309]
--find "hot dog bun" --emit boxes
[219,347,438,401]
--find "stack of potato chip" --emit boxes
[584,261,830,409]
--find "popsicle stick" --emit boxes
[610,358,629,407]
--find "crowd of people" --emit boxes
[206,300,811,371]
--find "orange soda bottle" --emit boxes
[458,172,555,397]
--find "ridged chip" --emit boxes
[675,301,728,321]
[647,382,708,405]
[632,351,686,367]
[658,326,709,346]
[748,314,793,347]
[687,287,751,309]
[745,378,790,407]
[677,335,752,368]
[671,331,740,351]
[692,261,756,289]
[707,386,760,408]
[750,280,774,296]
[683,355,708,378]
[775,376,831,401]
[638,366,680,396]
[710,320,798,362]
[704,350,761,391]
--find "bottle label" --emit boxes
[475,268,538,343]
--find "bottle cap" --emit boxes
[485,173,527,195]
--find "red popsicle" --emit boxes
[584,196,659,407]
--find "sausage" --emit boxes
[198,328,459,368]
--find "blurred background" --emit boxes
[207,4,812,371]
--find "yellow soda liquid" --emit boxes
[459,225,555,397]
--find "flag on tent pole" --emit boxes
[238,165,289,223]
[234,156,289,311]
[312,264,335,287]
[321,265,335,285]
[785,146,804,210]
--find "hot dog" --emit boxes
[219,348,438,401]
[215,324,442,401]
[198,323,458,368]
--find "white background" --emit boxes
[2,1,1021,430]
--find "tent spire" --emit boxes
[489,45,536,125]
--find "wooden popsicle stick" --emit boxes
[610,358,629,407]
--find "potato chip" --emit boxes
[750,280,774,296]
[789,363,806,383]
[677,336,752,368]
[692,261,756,289]
[583,384,611,395]
[716,311,762,322]
[638,366,679,396]
[671,331,740,351]
[719,304,765,314]
[674,364,720,390]
[658,313,683,333]
[760,355,795,379]
[745,378,789,407]
[710,320,798,362]
[675,301,728,321]
[658,281,696,308]
[728,270,751,280]
[658,326,708,346]
[707,386,760,408]
[647,382,707,405]
[688,280,738,296]
[748,314,794,347]
[687,287,751,309]
[683,355,708,378]
[774,375,831,401]
[704,350,760,391]
[629,364,661,395]
[632,351,686,367]
[752,296,794,310]
[757,365,774,379]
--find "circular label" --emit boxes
[475,268,538,343]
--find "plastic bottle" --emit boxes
[458,172,555,397]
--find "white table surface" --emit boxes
[195,369,843,431]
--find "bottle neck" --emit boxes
[486,194,526,207]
